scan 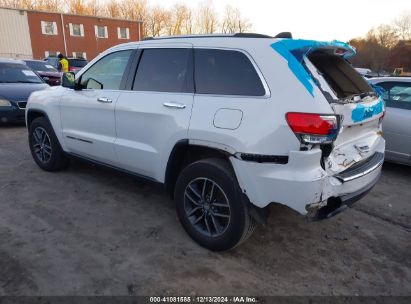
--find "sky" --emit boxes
[149,0,411,41]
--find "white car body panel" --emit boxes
[26,36,385,217]
[60,89,120,165]
[115,91,194,181]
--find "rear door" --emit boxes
[377,81,411,163]
[114,44,194,181]
[60,49,134,165]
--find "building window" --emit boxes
[69,23,84,37]
[117,27,130,39]
[45,51,60,58]
[41,21,58,35]
[72,52,87,59]
[95,25,108,38]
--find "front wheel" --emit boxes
[175,158,255,251]
[28,117,69,171]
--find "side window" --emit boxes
[80,50,133,90]
[379,81,411,110]
[194,49,265,96]
[133,48,192,93]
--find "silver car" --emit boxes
[370,77,411,165]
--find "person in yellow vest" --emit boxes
[57,53,69,73]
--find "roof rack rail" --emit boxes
[142,36,154,40]
[274,32,292,38]
[233,33,273,38]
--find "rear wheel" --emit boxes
[28,117,69,171]
[175,158,255,251]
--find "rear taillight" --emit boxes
[286,112,339,144]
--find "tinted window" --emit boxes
[194,49,265,96]
[25,61,57,72]
[378,81,411,110]
[0,63,43,84]
[80,50,132,90]
[69,59,88,67]
[133,48,191,93]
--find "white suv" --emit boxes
[26,33,385,251]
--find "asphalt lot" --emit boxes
[0,125,410,296]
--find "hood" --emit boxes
[37,71,62,78]
[0,83,49,102]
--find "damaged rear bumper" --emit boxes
[230,138,385,219]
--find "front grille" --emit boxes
[17,101,27,109]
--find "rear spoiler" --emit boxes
[270,39,356,96]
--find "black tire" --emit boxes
[28,117,69,171]
[175,158,256,251]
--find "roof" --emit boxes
[369,77,411,83]
[0,6,143,23]
[0,57,25,64]
[23,59,44,62]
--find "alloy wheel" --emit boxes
[32,127,52,163]
[184,177,231,237]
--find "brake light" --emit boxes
[286,112,339,144]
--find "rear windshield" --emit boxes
[25,61,57,72]
[0,63,43,84]
[69,59,88,68]
[308,52,373,99]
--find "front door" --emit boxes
[60,49,134,165]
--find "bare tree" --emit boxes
[66,0,89,15]
[221,5,251,33]
[105,0,121,18]
[167,3,192,35]
[195,0,218,34]
[145,5,170,37]
[119,0,148,21]
[374,24,398,49]
[393,10,411,40]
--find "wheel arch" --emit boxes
[26,109,51,128]
[164,140,233,197]
[26,109,66,152]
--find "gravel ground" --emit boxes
[0,125,410,296]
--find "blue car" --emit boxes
[0,58,49,123]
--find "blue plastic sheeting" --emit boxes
[271,39,356,97]
[351,97,384,123]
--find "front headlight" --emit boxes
[0,99,12,107]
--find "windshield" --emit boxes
[25,61,57,72]
[0,63,43,84]
[69,59,88,68]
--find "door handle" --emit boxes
[163,102,186,109]
[97,97,112,103]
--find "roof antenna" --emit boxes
[274,32,292,38]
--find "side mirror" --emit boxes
[42,76,50,82]
[62,72,76,89]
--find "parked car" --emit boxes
[369,77,411,165]
[0,58,48,124]
[43,56,88,73]
[24,59,62,86]
[26,34,385,251]
[43,57,60,70]
[67,57,88,73]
